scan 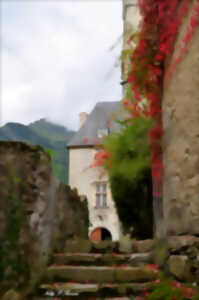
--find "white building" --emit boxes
[67,2,141,242]
[67,102,123,241]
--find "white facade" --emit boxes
[69,147,121,241]
[68,2,141,241]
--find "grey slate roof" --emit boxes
[67,101,125,148]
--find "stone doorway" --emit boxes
[90,227,112,242]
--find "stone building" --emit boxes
[162,0,199,236]
[67,102,122,241]
[123,0,199,237]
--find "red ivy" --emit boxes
[126,0,199,191]
[90,149,109,168]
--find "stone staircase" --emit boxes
[35,239,158,299]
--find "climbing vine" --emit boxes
[125,0,199,197]
[91,0,199,203]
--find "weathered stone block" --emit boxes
[168,255,193,282]
[134,240,154,253]
[54,253,98,266]
[46,266,115,283]
[54,253,132,267]
[2,290,23,300]
[115,266,157,282]
[101,254,130,266]
[168,236,199,252]
[93,241,118,253]
[119,235,133,253]
[128,253,153,266]
[64,239,92,253]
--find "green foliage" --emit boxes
[51,146,70,184]
[145,276,199,300]
[30,120,75,184]
[0,177,29,290]
[104,117,153,181]
[148,281,183,300]
[44,148,54,158]
[103,117,154,238]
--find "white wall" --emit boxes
[69,147,121,241]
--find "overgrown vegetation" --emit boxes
[0,176,29,292]
[103,116,154,239]
[141,273,199,300]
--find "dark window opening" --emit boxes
[101,228,112,240]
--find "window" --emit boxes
[97,128,109,139]
[96,184,100,193]
[95,182,108,208]
[96,194,101,208]
[102,194,107,207]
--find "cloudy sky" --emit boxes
[1,0,123,130]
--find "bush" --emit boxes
[140,275,199,300]
[103,116,154,239]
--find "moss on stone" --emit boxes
[0,176,28,291]
[2,289,24,300]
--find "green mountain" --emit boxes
[0,119,75,184]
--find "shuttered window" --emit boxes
[95,183,107,208]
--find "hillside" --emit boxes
[29,119,72,143]
[0,119,75,183]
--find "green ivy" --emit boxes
[0,176,28,289]
[103,116,154,238]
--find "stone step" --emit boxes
[45,265,158,284]
[64,240,119,254]
[34,296,132,300]
[53,253,153,267]
[64,239,154,254]
[39,282,149,298]
[34,298,132,300]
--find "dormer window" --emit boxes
[97,128,109,139]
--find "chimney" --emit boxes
[79,112,88,128]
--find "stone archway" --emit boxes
[90,227,112,242]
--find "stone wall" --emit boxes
[131,236,199,283]
[162,0,199,235]
[0,141,88,294]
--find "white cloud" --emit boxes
[1,0,123,130]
